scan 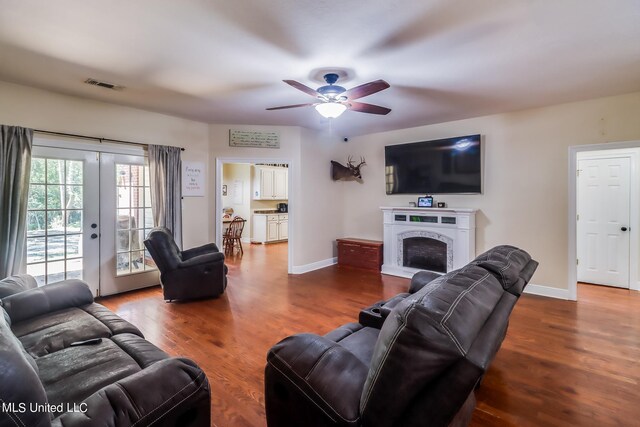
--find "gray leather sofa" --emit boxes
[0,276,211,427]
[265,245,538,427]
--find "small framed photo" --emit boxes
[417,196,433,207]
[222,185,228,196]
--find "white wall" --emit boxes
[0,81,211,249]
[340,91,640,291]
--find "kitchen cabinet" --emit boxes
[253,166,288,200]
[252,213,288,243]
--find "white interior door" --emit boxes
[99,153,159,296]
[577,157,631,288]
[27,146,100,295]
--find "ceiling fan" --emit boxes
[267,73,391,118]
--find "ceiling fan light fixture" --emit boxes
[315,102,347,118]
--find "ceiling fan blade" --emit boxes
[348,101,391,115]
[344,79,390,100]
[283,80,322,98]
[266,103,316,111]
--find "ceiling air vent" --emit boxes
[84,78,124,91]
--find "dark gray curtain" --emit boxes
[148,145,183,249]
[0,126,33,278]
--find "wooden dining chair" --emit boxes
[223,216,245,254]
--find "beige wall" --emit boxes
[4,79,639,284]
[340,92,640,290]
[221,163,252,240]
[0,81,211,249]
[209,124,344,268]
[297,128,345,266]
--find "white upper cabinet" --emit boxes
[253,166,288,200]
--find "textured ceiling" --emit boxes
[0,0,639,137]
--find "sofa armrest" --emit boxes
[265,333,368,426]
[181,243,220,261]
[2,280,93,323]
[52,357,210,427]
[408,270,443,294]
[178,251,225,268]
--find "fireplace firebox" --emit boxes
[403,237,447,273]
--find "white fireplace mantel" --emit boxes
[380,206,477,278]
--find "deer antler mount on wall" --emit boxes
[331,156,366,181]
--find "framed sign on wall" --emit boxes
[182,161,205,197]
[229,129,280,148]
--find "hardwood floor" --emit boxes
[99,244,640,426]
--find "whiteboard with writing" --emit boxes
[182,161,205,197]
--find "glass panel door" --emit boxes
[99,153,159,296]
[28,147,99,295]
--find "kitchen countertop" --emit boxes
[253,210,287,214]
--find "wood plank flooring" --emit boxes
[99,243,640,426]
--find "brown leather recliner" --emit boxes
[264,245,538,427]
[144,227,228,301]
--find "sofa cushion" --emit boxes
[13,306,114,357]
[471,245,533,290]
[360,264,504,426]
[0,274,37,298]
[12,303,144,358]
[82,303,144,336]
[112,333,169,368]
[0,307,50,427]
[36,337,143,413]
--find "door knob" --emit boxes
[91,223,97,229]
[621,226,628,232]
[90,233,98,239]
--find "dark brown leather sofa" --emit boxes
[264,245,538,427]
[0,276,211,427]
[144,227,228,301]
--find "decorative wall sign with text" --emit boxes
[182,161,205,197]
[229,130,280,149]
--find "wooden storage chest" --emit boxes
[336,238,383,271]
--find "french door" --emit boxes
[99,153,158,296]
[27,147,100,295]
[27,145,159,296]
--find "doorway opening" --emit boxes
[569,141,640,300]
[215,158,292,274]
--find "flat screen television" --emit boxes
[385,134,482,194]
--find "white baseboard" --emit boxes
[524,283,570,300]
[291,257,337,274]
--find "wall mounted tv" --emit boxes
[385,134,482,194]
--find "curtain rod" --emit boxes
[33,129,185,151]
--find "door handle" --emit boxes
[621,226,628,232]
[90,233,98,239]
